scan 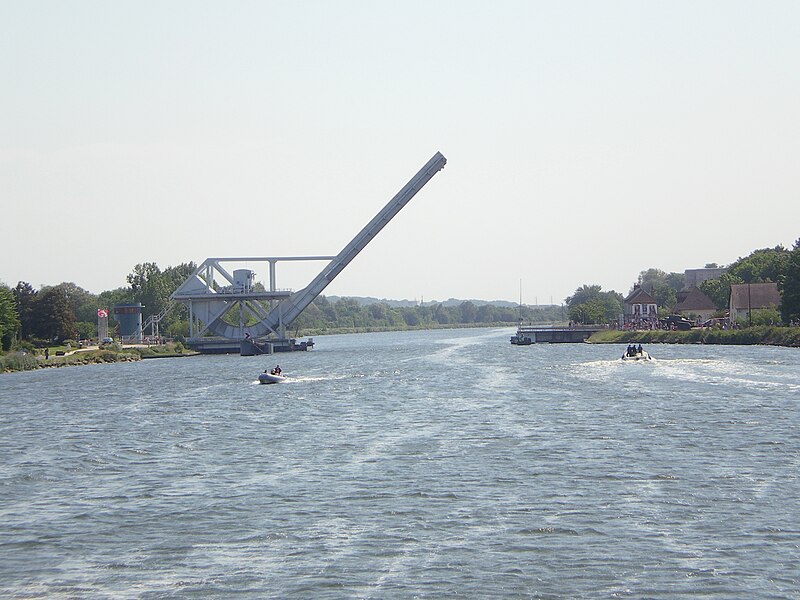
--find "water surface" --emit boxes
[1,328,798,597]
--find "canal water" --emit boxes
[1,328,799,598]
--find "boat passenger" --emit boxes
[637,344,643,355]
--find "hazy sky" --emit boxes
[2,1,799,304]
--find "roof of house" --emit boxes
[674,286,717,312]
[624,285,657,305]
[729,282,781,310]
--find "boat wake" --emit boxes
[252,373,352,385]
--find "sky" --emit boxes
[2,1,799,305]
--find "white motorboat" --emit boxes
[621,351,653,361]
[259,371,287,384]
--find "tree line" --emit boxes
[0,263,565,351]
[4,239,800,351]
[0,262,197,351]
[290,296,565,334]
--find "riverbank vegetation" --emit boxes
[1,348,140,372]
[289,296,563,335]
[0,341,196,373]
[588,326,800,347]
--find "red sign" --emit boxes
[97,309,108,318]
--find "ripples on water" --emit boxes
[1,329,799,598]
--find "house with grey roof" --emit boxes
[729,283,781,325]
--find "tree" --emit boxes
[334,298,362,327]
[566,285,622,323]
[31,286,75,342]
[120,261,196,334]
[312,295,337,323]
[74,321,97,340]
[161,262,197,291]
[728,246,789,283]
[127,262,169,320]
[598,291,624,321]
[637,268,684,308]
[569,298,607,324]
[0,283,20,351]
[158,262,196,330]
[51,282,98,323]
[476,303,496,324]
[98,287,135,314]
[432,303,450,324]
[778,239,800,324]
[12,282,37,340]
[650,282,677,310]
[750,307,782,326]
[664,272,686,293]
[457,301,478,323]
[699,272,743,310]
[400,306,421,326]
[368,302,387,321]
[565,284,602,307]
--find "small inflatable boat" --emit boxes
[259,371,287,384]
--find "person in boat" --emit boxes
[626,344,634,357]
[270,365,282,376]
[637,344,643,355]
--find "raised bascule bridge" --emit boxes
[170,152,447,354]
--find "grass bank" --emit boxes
[1,349,142,372]
[588,326,800,347]
[1,342,198,373]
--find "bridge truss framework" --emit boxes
[170,151,447,352]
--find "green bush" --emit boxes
[0,352,38,372]
[749,308,782,327]
[99,350,118,362]
[12,340,37,354]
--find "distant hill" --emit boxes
[324,295,552,309]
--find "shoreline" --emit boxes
[586,326,800,348]
[5,324,800,373]
[1,345,201,373]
